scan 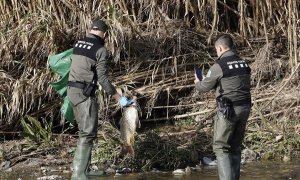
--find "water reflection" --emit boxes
[1,161,299,180]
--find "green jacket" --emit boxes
[195,50,251,104]
[67,33,117,105]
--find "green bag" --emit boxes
[48,48,74,124]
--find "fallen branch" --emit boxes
[248,105,300,121]
[261,63,300,109]
[141,109,213,122]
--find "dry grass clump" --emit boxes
[93,120,212,170]
[251,40,289,83]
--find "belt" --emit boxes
[68,81,86,89]
[232,99,251,106]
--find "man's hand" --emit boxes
[194,72,200,83]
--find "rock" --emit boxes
[241,148,257,164]
[116,168,131,174]
[185,166,191,174]
[195,165,202,171]
[151,168,161,173]
[62,170,70,173]
[0,160,11,170]
[191,164,202,171]
[275,135,283,142]
[114,172,122,176]
[122,167,131,173]
[283,156,290,162]
[202,157,217,166]
[172,169,185,175]
[110,164,117,169]
[41,166,59,173]
[37,175,63,180]
[5,167,12,172]
[41,166,49,173]
[105,167,116,174]
[59,166,67,171]
[91,165,99,170]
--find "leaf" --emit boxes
[26,115,47,141]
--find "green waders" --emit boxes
[213,104,251,180]
[71,97,105,180]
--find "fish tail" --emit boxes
[121,145,135,157]
[127,145,135,157]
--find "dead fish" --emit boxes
[119,98,141,157]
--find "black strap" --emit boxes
[68,81,86,89]
[232,99,251,106]
[91,65,97,82]
[218,80,224,95]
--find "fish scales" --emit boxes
[120,103,141,156]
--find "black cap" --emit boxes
[91,19,108,32]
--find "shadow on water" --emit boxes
[1,161,299,180]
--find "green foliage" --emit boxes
[21,115,54,145]
[244,127,300,160]
[93,122,122,163]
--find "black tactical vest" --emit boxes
[73,36,104,61]
[216,53,251,104]
[216,54,251,79]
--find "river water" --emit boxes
[1,161,299,180]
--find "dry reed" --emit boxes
[0,0,299,163]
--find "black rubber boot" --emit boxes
[231,154,241,180]
[71,144,92,180]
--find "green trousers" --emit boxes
[70,97,100,179]
[73,97,99,146]
[213,104,251,180]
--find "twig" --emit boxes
[207,0,218,44]
[261,63,300,109]
[141,109,213,122]
[9,147,58,167]
[144,101,214,109]
[160,130,196,136]
[248,105,300,122]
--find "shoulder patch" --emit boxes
[206,70,212,77]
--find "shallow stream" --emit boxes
[1,161,299,180]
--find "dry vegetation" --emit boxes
[0,0,299,169]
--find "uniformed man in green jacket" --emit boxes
[195,34,251,180]
[67,19,132,180]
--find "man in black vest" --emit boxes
[195,34,251,180]
[67,19,132,180]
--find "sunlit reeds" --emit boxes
[0,0,299,160]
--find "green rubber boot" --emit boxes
[87,170,106,176]
[216,154,233,180]
[71,144,92,180]
[86,153,106,176]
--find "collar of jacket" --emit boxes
[87,33,105,45]
[217,50,236,61]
